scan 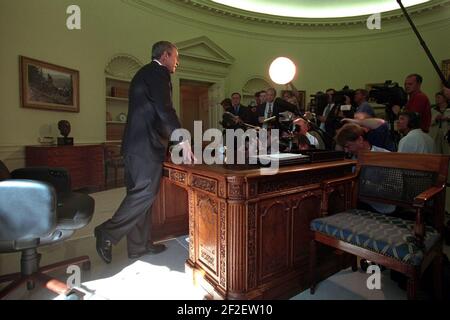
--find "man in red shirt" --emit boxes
[404,74,431,132]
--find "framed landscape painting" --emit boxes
[20,56,79,112]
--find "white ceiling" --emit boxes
[210,0,431,18]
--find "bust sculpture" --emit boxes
[57,120,74,145]
[58,120,71,138]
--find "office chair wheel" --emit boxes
[81,261,91,271]
[27,280,35,290]
[64,288,85,300]
[64,293,82,300]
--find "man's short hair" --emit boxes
[266,87,277,96]
[335,123,366,147]
[231,92,241,98]
[399,111,421,129]
[436,91,447,99]
[326,88,336,94]
[355,89,368,99]
[220,98,232,107]
[152,41,177,60]
[407,73,423,84]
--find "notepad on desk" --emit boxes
[249,153,310,166]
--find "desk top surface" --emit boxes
[164,159,356,178]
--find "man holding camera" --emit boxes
[354,89,375,117]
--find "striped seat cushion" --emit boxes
[310,209,440,266]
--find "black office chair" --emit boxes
[0,160,95,300]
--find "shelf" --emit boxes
[106,75,131,83]
[106,96,128,102]
[106,121,126,124]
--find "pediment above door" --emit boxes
[176,36,234,77]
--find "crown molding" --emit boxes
[173,0,450,27]
[123,0,450,41]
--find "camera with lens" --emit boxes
[325,86,356,135]
[369,80,407,108]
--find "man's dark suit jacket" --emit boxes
[121,61,181,162]
[256,98,299,125]
[223,105,251,129]
[226,104,248,120]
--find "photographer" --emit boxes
[354,89,375,117]
[324,88,356,140]
[341,111,396,151]
[369,81,407,147]
[318,89,335,132]
[430,91,450,154]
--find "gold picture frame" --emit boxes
[20,56,80,112]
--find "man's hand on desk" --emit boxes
[179,140,197,164]
[169,140,197,164]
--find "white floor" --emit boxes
[0,187,448,300]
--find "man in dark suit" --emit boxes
[222,92,249,129]
[257,87,298,129]
[95,41,194,263]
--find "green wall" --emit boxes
[1,0,449,148]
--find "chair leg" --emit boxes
[310,239,317,294]
[433,253,443,300]
[0,276,30,299]
[104,165,108,189]
[0,255,90,300]
[0,271,22,284]
[39,256,90,274]
[351,256,358,272]
[407,274,418,300]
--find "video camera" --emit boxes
[369,80,407,107]
[333,86,355,107]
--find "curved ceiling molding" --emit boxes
[173,0,449,27]
[123,0,450,41]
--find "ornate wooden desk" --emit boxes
[153,160,356,299]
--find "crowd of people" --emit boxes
[220,73,450,157]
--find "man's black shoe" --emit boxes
[148,243,167,254]
[128,243,167,259]
[95,227,112,264]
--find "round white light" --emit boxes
[269,57,296,85]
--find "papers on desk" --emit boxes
[249,153,310,166]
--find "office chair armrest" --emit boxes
[0,180,56,241]
[413,185,445,208]
[11,167,71,194]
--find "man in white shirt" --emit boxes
[257,87,297,129]
[397,111,435,153]
[318,89,335,132]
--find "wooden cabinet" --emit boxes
[25,144,105,191]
